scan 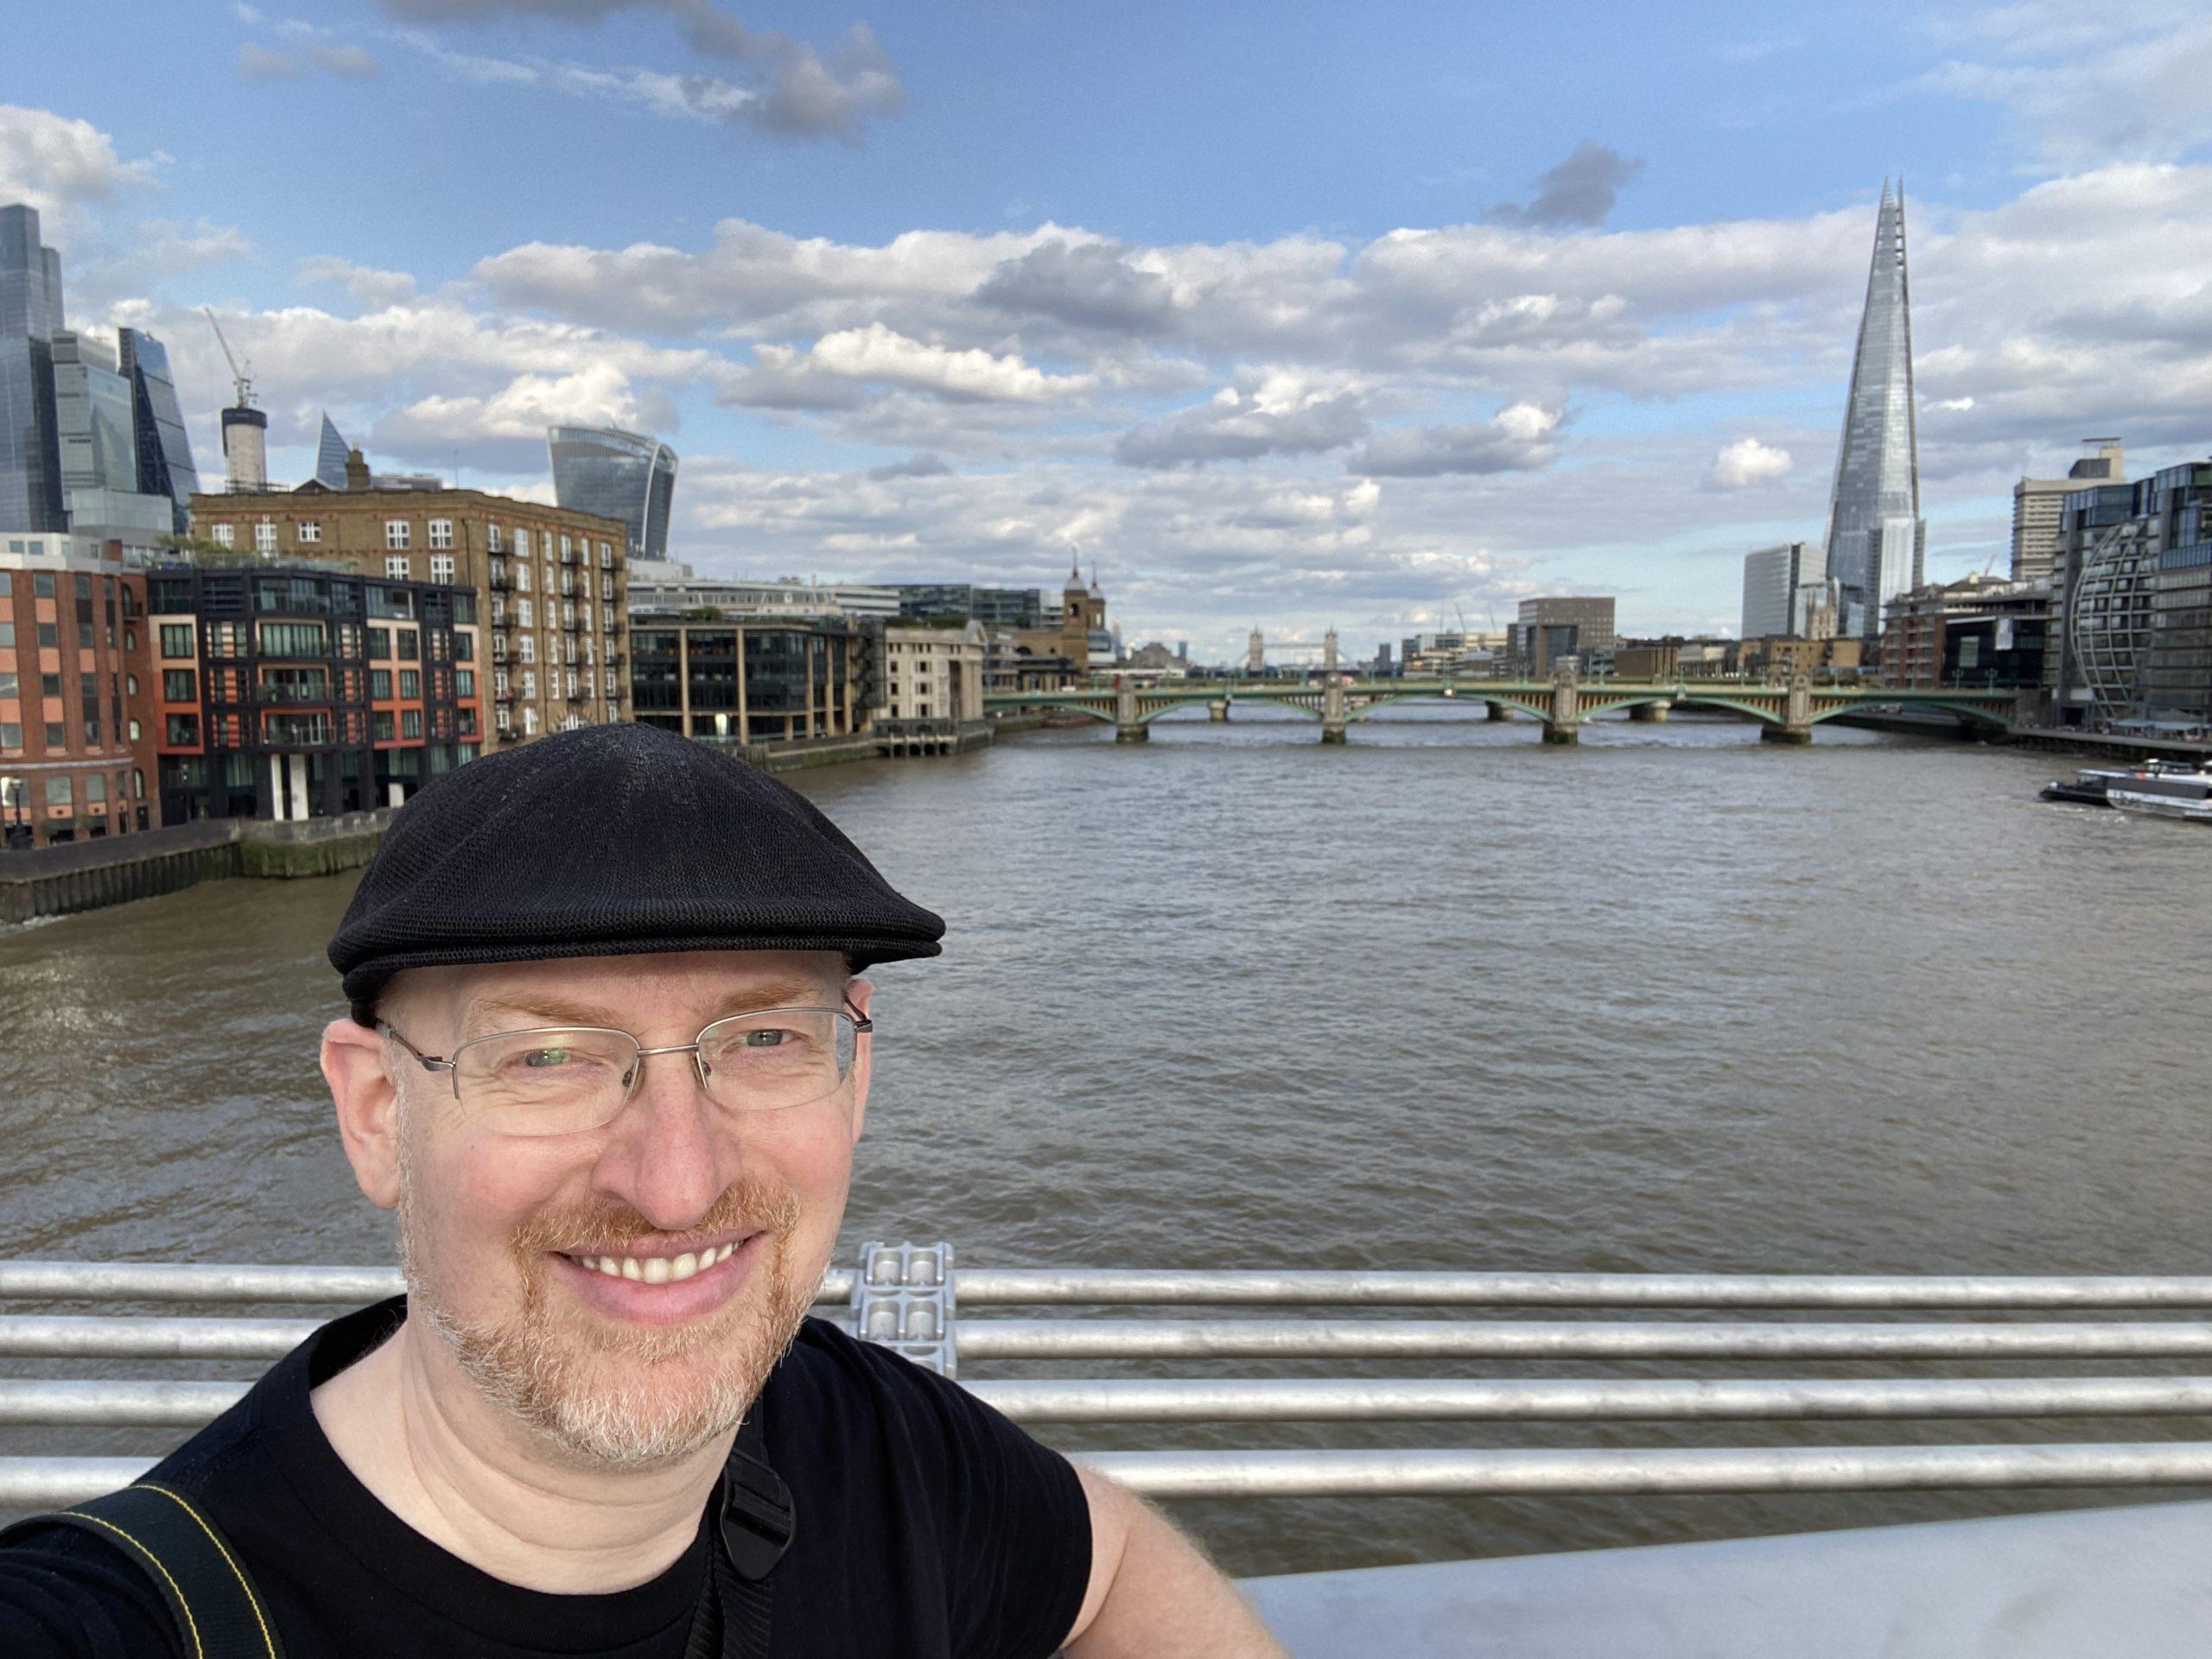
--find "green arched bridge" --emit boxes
[985,676,2025,746]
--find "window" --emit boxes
[128,720,139,741]
[43,723,65,749]
[37,623,56,648]
[429,519,453,550]
[517,561,531,592]
[254,522,276,554]
[521,670,537,699]
[523,705,540,736]
[297,521,321,543]
[132,768,143,799]
[159,624,194,658]
[0,671,12,697]
[48,777,71,807]
[162,669,196,702]
[599,542,612,568]
[429,553,454,585]
[518,635,536,664]
[0,624,10,649]
[1,724,20,749]
[86,774,105,804]
[164,713,199,744]
[76,623,92,650]
[371,669,391,700]
[399,669,421,699]
[126,673,137,696]
[397,628,419,660]
[494,668,509,696]
[373,710,394,741]
[40,673,60,698]
[486,524,504,553]
[517,598,533,628]
[385,554,411,580]
[401,709,423,739]
[456,668,475,696]
[514,530,531,558]
[32,571,54,597]
[257,620,330,657]
[385,520,411,550]
[210,524,234,548]
[367,626,391,660]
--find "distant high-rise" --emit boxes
[548,425,677,560]
[315,413,352,489]
[118,327,201,533]
[1740,541,1824,639]
[1821,182,1923,642]
[0,203,66,531]
[2012,439,2125,585]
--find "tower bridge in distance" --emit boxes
[985,669,2024,747]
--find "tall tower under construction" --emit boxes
[1822,181,1923,642]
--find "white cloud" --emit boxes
[726,322,1093,407]
[1351,403,1561,478]
[1116,371,1370,468]
[296,255,418,309]
[0,105,156,218]
[1708,435,1793,489]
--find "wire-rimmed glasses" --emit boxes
[382,1001,872,1137]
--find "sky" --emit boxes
[8,0,2212,660]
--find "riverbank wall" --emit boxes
[2010,726,2212,763]
[0,809,394,926]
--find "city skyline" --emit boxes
[7,3,2212,660]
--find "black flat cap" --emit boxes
[328,723,943,1025]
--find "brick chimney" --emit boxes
[345,448,371,492]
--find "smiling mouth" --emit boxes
[561,1237,747,1285]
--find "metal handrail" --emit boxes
[16,1375,2212,1428]
[14,1261,2212,1307]
[13,1259,2212,1510]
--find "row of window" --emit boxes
[207,523,620,568]
[0,769,142,810]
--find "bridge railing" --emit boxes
[8,1255,2212,1508]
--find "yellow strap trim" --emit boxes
[138,1484,279,1659]
[65,1511,205,1659]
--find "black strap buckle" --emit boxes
[718,1449,795,1581]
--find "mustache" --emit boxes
[510,1177,801,1259]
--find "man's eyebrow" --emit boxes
[462,982,842,1034]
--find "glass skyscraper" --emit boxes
[315,412,352,488]
[0,204,66,531]
[1821,181,1923,642]
[548,425,677,560]
[118,327,201,532]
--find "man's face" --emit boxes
[378,949,867,1467]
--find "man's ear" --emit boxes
[321,1016,402,1211]
[846,976,874,1145]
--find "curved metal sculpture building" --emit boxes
[547,425,677,561]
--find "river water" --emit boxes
[5,707,2211,1576]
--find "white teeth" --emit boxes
[573,1241,742,1282]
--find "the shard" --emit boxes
[1821,181,1923,642]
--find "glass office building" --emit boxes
[118,328,200,532]
[0,204,65,531]
[315,412,352,489]
[548,426,677,561]
[1821,183,1924,642]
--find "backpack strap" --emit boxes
[0,1482,284,1659]
[683,1403,792,1659]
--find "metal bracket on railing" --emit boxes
[852,1241,957,1376]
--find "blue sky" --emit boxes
[10,1,2212,657]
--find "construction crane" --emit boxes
[202,307,255,409]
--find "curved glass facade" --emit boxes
[118,328,200,533]
[547,425,677,560]
[0,205,64,531]
[2069,524,2158,720]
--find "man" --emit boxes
[0,722,1283,1657]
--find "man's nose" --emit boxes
[593,1046,735,1230]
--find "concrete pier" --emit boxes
[1487,702,1512,721]
[1320,677,1349,744]
[1545,664,1580,745]
[1209,700,1230,722]
[1629,702,1669,723]
[1762,674,1814,744]
[1115,682,1148,742]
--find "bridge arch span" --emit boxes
[1347,690,1551,724]
[1806,698,2010,729]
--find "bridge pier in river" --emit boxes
[1320,677,1348,744]
[1629,701,1669,723]
[1759,674,1815,743]
[1209,699,1230,722]
[1488,702,1512,721]
[1115,680,1147,742]
[1543,665,1580,745]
